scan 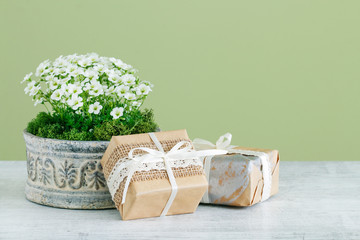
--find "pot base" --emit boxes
[25,181,115,209]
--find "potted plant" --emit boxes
[22,53,158,209]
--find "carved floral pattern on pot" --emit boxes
[24,131,114,209]
[27,153,107,190]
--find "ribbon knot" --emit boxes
[128,140,195,162]
[193,132,238,152]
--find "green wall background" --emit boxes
[1,0,359,161]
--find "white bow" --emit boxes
[193,133,272,203]
[193,132,237,152]
[119,133,227,217]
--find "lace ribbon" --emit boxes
[106,132,227,217]
[193,133,272,203]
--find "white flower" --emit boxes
[43,67,56,76]
[60,95,70,104]
[104,68,113,76]
[107,72,121,83]
[105,86,116,95]
[87,53,99,62]
[53,56,68,68]
[78,57,92,67]
[89,87,104,96]
[23,53,153,117]
[54,67,68,76]
[99,57,113,69]
[49,78,61,90]
[84,80,103,96]
[62,76,72,84]
[80,78,90,87]
[67,84,83,95]
[110,57,133,71]
[121,74,136,85]
[51,89,63,101]
[67,54,79,64]
[84,80,101,91]
[84,69,99,81]
[89,81,104,97]
[136,84,152,95]
[116,85,129,96]
[24,81,36,94]
[73,67,84,76]
[142,80,154,88]
[88,102,103,114]
[67,95,83,110]
[34,96,44,106]
[21,72,33,83]
[93,64,107,73]
[45,75,55,81]
[65,64,78,76]
[131,101,142,108]
[110,107,124,119]
[35,60,50,77]
[124,92,136,100]
[60,84,71,97]
[29,86,41,96]
[109,57,124,68]
[121,63,133,71]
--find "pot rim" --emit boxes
[23,129,110,144]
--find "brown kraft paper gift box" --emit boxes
[201,146,279,206]
[101,129,208,220]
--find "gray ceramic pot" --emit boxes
[23,130,115,209]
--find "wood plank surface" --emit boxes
[0,161,359,240]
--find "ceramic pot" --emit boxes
[23,130,115,209]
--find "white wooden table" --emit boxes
[0,161,359,240]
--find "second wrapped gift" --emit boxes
[193,133,280,207]
[101,129,226,220]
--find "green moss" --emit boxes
[27,109,158,141]
[61,128,93,141]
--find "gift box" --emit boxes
[101,129,210,220]
[193,133,280,206]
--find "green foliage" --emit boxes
[27,109,158,141]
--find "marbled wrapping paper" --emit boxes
[203,148,279,206]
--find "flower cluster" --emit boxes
[22,53,152,120]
